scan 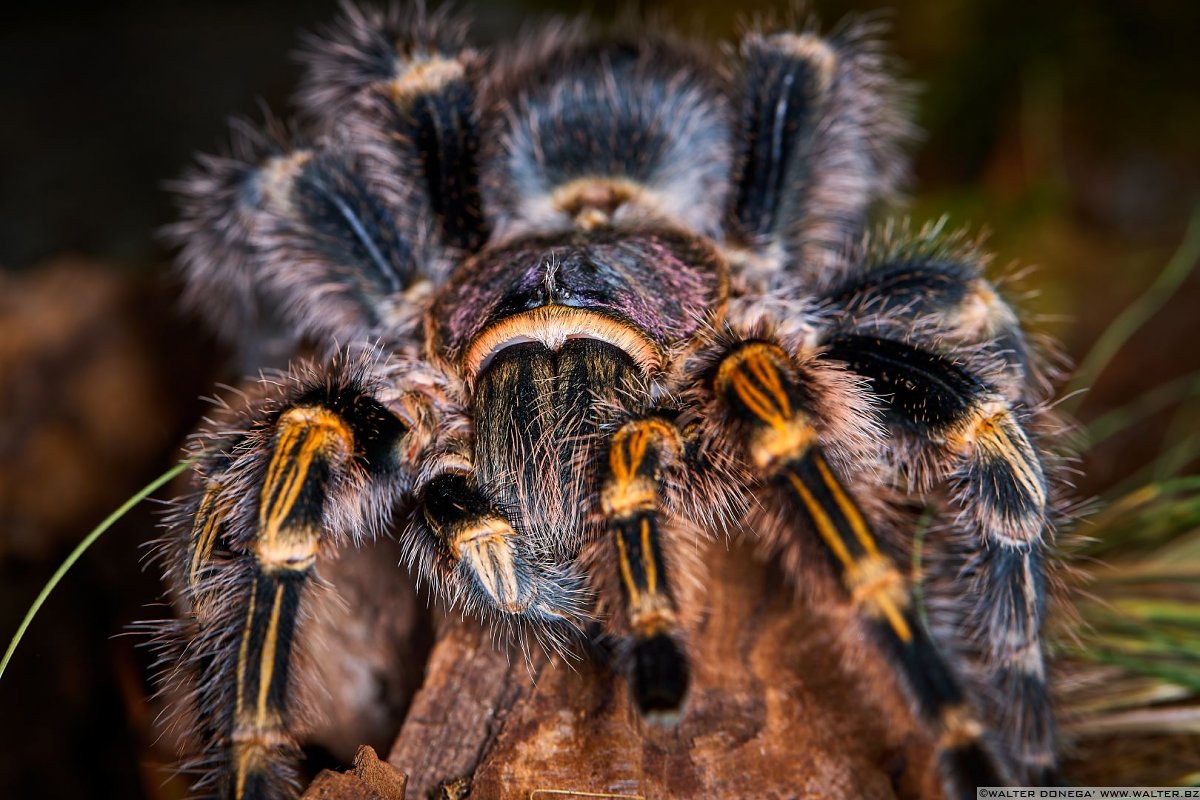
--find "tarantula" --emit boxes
[157,3,1062,798]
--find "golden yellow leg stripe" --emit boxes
[234,576,290,727]
[458,526,525,613]
[811,453,879,558]
[233,742,266,800]
[609,424,649,486]
[608,419,673,608]
[950,407,1046,507]
[234,577,258,718]
[742,345,793,418]
[786,471,851,563]
[717,344,795,431]
[606,420,681,633]
[230,574,298,799]
[188,482,224,590]
[448,517,511,560]
[231,736,284,800]
[258,406,352,568]
[640,517,658,596]
[730,369,786,428]
[604,419,681,614]
[256,582,285,728]
[784,453,913,643]
[614,515,677,637]
[974,412,1046,506]
[235,748,249,800]
[615,522,641,609]
[608,419,679,485]
[604,420,680,517]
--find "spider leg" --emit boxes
[598,418,690,719]
[705,339,1007,798]
[164,357,577,799]
[170,123,436,350]
[172,4,491,351]
[296,2,488,251]
[730,22,911,276]
[165,362,409,799]
[820,332,1056,784]
[410,467,584,630]
[820,229,1038,400]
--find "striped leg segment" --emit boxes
[206,407,350,800]
[230,569,305,800]
[173,367,582,798]
[229,405,356,800]
[175,377,409,800]
[170,111,441,351]
[601,419,689,719]
[821,334,1055,782]
[732,24,909,271]
[827,260,1027,371]
[172,6,489,354]
[186,476,233,614]
[782,450,1006,797]
[734,31,838,242]
[297,3,488,251]
[821,336,1047,543]
[819,235,1035,399]
[713,341,1007,795]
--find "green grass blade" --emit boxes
[1065,206,1200,414]
[0,457,195,681]
[1084,370,1200,447]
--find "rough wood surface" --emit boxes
[306,747,408,800]
[380,541,941,800]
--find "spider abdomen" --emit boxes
[482,31,733,239]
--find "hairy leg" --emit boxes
[695,336,1008,797]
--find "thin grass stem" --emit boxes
[1065,206,1200,414]
[0,458,195,681]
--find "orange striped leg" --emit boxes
[183,398,401,800]
[231,406,353,800]
[601,418,689,720]
[713,341,1009,797]
[821,334,1055,782]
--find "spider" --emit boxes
[156,3,1063,798]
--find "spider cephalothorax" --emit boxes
[158,4,1062,798]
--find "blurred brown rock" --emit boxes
[0,257,217,799]
[0,258,215,561]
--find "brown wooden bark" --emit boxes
[348,540,943,800]
[306,747,408,800]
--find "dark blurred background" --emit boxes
[1,1,1197,797]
